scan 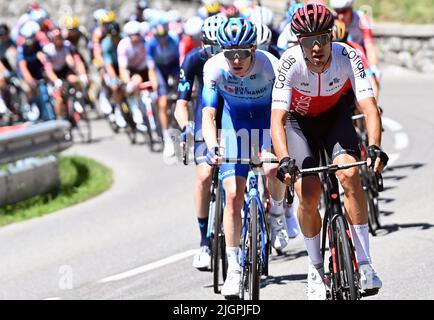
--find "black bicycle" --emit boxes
[352,113,384,235]
[287,154,376,300]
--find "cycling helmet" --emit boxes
[20,21,40,38]
[202,0,221,15]
[151,17,169,37]
[221,5,240,18]
[63,16,80,30]
[255,23,272,49]
[291,3,334,36]
[249,6,274,27]
[93,9,107,22]
[123,20,141,36]
[27,1,41,12]
[0,24,10,37]
[332,19,347,42]
[30,9,49,24]
[217,18,256,48]
[184,16,204,37]
[202,15,227,44]
[330,0,354,9]
[136,0,148,10]
[286,2,304,22]
[99,10,116,24]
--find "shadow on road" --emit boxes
[386,163,425,172]
[376,222,434,236]
[270,249,308,263]
[261,273,307,289]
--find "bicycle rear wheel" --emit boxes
[332,216,359,300]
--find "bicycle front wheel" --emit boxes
[248,200,260,300]
[212,181,226,294]
[333,216,359,300]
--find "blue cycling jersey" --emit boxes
[202,50,278,180]
[146,33,180,70]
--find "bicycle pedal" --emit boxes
[361,288,379,297]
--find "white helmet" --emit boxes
[330,0,355,9]
[20,21,40,38]
[123,21,141,36]
[249,6,274,27]
[184,16,204,37]
[255,23,272,49]
[93,9,107,22]
[202,14,228,44]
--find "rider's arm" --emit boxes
[359,12,378,67]
[357,97,382,147]
[270,109,290,160]
[17,47,35,85]
[145,41,158,92]
[201,59,220,150]
[117,39,130,84]
[175,55,196,129]
[271,50,294,160]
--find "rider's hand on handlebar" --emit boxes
[179,123,194,144]
[367,145,389,173]
[276,156,299,185]
[206,146,221,166]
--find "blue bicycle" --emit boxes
[221,156,277,300]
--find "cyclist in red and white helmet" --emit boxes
[271,3,387,299]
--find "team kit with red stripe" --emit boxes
[272,42,375,168]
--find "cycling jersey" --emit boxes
[101,36,119,69]
[146,34,180,69]
[272,42,374,117]
[43,41,73,72]
[347,10,375,50]
[117,37,150,72]
[17,42,45,79]
[0,39,15,70]
[203,50,278,179]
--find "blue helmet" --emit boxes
[217,18,256,48]
[287,3,304,22]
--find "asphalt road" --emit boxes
[0,66,433,300]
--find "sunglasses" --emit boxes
[299,33,331,48]
[223,48,253,60]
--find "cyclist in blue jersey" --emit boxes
[202,18,289,298]
[146,18,181,158]
[174,14,227,271]
[16,21,55,121]
[0,24,17,115]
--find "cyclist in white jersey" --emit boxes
[202,18,289,298]
[271,4,389,300]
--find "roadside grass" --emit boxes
[353,0,434,24]
[0,156,113,227]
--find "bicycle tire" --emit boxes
[212,180,224,294]
[249,199,260,300]
[333,216,359,300]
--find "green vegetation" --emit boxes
[0,156,113,227]
[353,0,434,24]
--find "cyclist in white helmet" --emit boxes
[174,14,227,271]
[330,0,381,97]
[248,6,279,45]
[179,16,204,65]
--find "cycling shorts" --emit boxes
[285,97,360,176]
[219,109,272,181]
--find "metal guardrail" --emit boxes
[0,120,73,165]
[0,120,73,207]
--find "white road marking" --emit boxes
[98,249,197,283]
[42,297,61,300]
[394,132,409,151]
[382,117,403,132]
[387,153,400,166]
